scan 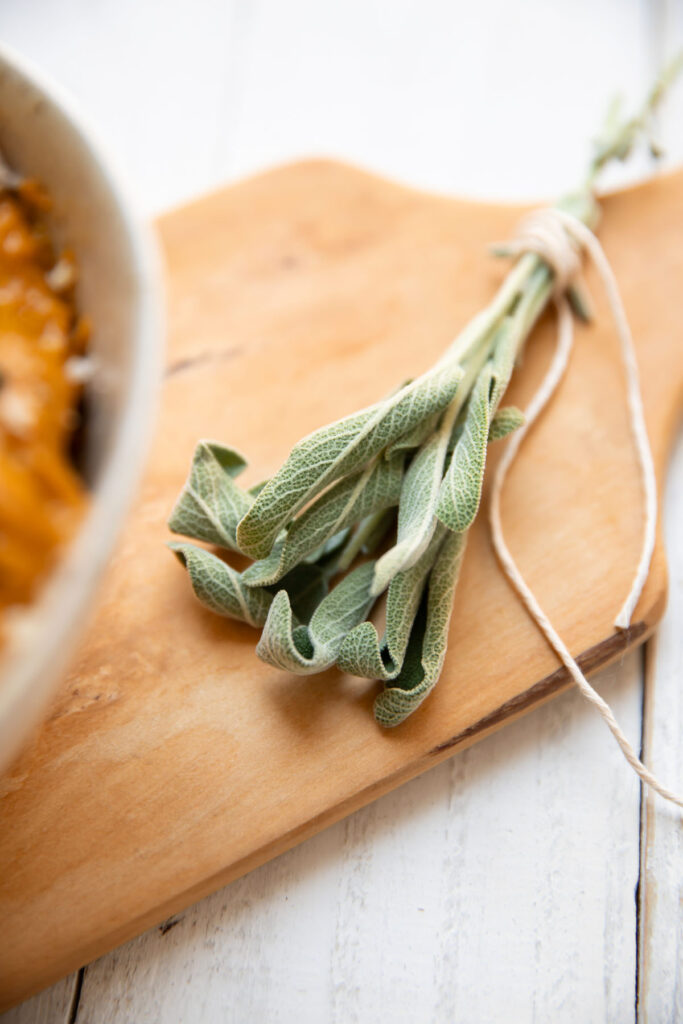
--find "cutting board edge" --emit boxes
[156,155,683,229]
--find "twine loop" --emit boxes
[490,206,681,810]
[503,208,584,294]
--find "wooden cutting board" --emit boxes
[2,160,682,1010]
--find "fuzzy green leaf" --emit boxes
[386,409,442,457]
[371,383,460,595]
[337,525,446,680]
[242,454,404,588]
[271,563,329,624]
[168,441,253,550]
[488,405,525,441]
[436,322,523,534]
[169,542,272,626]
[374,530,467,726]
[236,361,463,559]
[248,479,270,497]
[256,561,376,674]
[435,364,494,533]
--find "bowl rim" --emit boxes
[0,42,164,767]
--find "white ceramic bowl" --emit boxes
[0,45,163,771]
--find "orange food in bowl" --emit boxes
[0,185,87,621]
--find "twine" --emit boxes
[489,207,682,810]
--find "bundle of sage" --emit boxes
[168,64,680,736]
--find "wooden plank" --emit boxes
[0,160,680,1010]
[650,0,683,166]
[638,432,683,1023]
[0,975,78,1024]
[637,12,683,1022]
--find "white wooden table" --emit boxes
[2,2,681,1021]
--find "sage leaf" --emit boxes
[446,403,522,452]
[168,441,252,551]
[170,542,272,627]
[236,361,463,558]
[374,530,467,727]
[436,322,524,534]
[386,410,442,457]
[435,363,494,533]
[256,561,376,674]
[488,405,525,441]
[371,399,458,595]
[242,454,404,588]
[567,282,593,323]
[270,563,328,624]
[337,525,446,681]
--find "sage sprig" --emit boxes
[169,63,680,726]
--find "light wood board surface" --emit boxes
[1,2,682,1022]
[0,157,682,1011]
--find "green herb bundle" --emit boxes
[168,64,679,728]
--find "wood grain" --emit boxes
[1,159,682,1010]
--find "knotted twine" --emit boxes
[489,207,682,810]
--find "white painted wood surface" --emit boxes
[638,431,683,1024]
[1,2,680,1021]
